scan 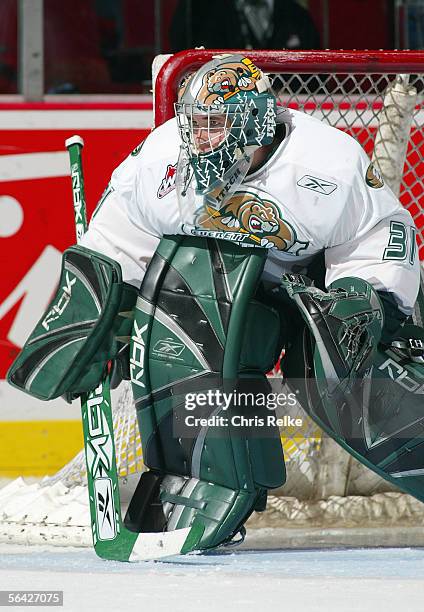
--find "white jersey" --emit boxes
[82,109,420,315]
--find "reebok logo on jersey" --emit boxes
[297,175,338,195]
[157,163,177,198]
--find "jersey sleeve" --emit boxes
[80,121,182,287]
[326,144,404,247]
[325,202,420,315]
[324,139,421,314]
[80,139,162,288]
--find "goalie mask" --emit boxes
[174,54,277,221]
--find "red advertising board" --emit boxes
[0,102,152,380]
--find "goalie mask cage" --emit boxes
[2,49,424,549]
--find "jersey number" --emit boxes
[383,221,417,264]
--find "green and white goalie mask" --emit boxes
[174,54,277,223]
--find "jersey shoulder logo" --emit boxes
[188,191,309,255]
[297,175,337,195]
[157,163,177,199]
[365,163,384,189]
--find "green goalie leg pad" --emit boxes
[289,314,424,506]
[129,236,286,550]
[280,272,424,507]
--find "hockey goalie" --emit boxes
[8,54,424,556]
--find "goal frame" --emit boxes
[154,49,424,126]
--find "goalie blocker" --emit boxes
[7,245,137,400]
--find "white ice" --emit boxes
[1,535,424,612]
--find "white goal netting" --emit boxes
[2,51,424,547]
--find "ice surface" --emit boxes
[1,539,424,612]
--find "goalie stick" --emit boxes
[65,135,197,561]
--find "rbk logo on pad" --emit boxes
[157,163,177,199]
[153,339,185,357]
[297,175,337,195]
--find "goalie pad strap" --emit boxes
[8,245,137,400]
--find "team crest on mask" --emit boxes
[157,163,177,198]
[182,57,262,108]
[188,191,309,254]
[365,163,384,189]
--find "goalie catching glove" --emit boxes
[281,274,384,395]
[7,245,137,400]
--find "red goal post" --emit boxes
[153,49,424,261]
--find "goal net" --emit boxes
[2,50,424,548]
